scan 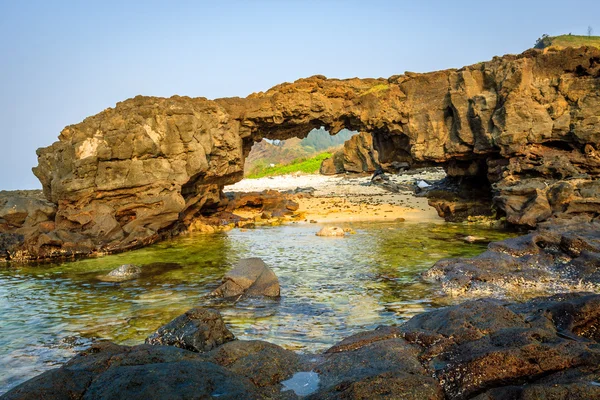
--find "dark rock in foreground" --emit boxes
[424,218,600,298]
[5,294,600,399]
[145,307,235,352]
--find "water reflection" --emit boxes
[0,221,515,393]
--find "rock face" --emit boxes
[6,294,600,399]
[145,307,235,352]
[319,131,379,174]
[210,258,280,298]
[424,218,600,298]
[3,47,599,261]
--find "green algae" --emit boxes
[0,221,516,392]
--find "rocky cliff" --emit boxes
[2,47,599,261]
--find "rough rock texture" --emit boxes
[209,257,280,298]
[145,307,235,352]
[4,47,599,261]
[224,190,299,217]
[6,294,600,399]
[424,218,600,298]
[319,131,379,174]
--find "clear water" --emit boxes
[0,221,515,393]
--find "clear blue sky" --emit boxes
[0,0,597,190]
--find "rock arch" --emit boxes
[20,47,600,259]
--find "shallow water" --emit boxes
[0,221,516,393]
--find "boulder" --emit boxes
[319,132,379,175]
[210,258,280,298]
[316,227,345,237]
[205,340,302,388]
[145,307,235,352]
[319,153,344,175]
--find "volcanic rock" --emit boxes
[209,258,280,298]
[424,219,600,298]
[5,294,600,399]
[319,131,379,174]
[2,46,598,261]
[145,307,235,352]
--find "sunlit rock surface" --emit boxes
[2,47,599,261]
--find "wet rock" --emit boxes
[205,340,302,388]
[312,329,444,399]
[84,360,258,400]
[398,293,600,400]
[0,232,25,261]
[316,227,345,237]
[97,264,142,282]
[6,294,600,399]
[210,258,280,298]
[424,220,600,298]
[425,176,494,222]
[145,307,235,352]
[462,235,486,243]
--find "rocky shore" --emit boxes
[1,45,599,399]
[1,47,599,262]
[4,293,600,399]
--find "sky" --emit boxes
[0,0,598,190]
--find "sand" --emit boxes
[224,169,445,223]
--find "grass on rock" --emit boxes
[247,152,332,179]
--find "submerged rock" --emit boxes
[96,264,142,282]
[210,258,280,298]
[145,307,235,353]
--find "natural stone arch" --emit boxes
[21,47,600,260]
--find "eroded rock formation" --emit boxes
[3,46,599,261]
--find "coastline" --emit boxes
[225,170,445,224]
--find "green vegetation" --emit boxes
[244,128,356,177]
[534,34,600,50]
[301,128,354,151]
[361,83,390,96]
[247,152,332,179]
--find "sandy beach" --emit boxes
[224,169,445,223]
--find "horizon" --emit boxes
[1,0,599,190]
